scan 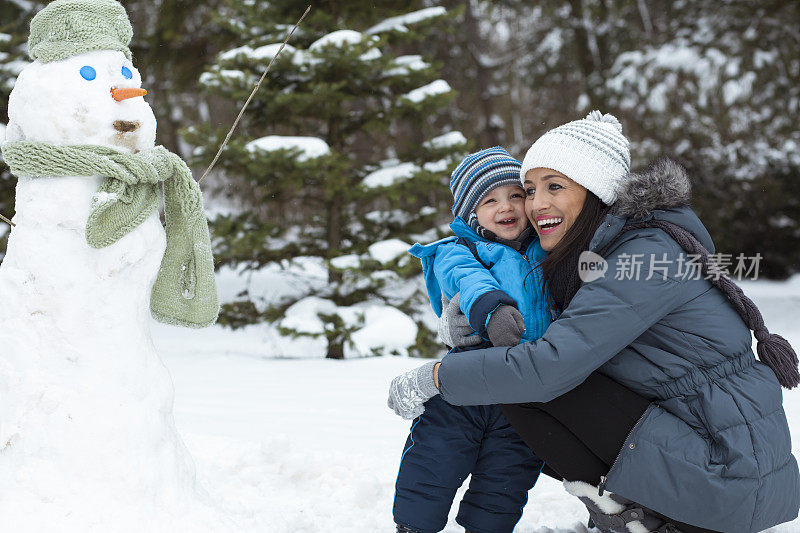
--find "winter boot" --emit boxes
[563,480,682,533]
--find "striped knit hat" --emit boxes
[450,146,522,230]
[520,111,630,205]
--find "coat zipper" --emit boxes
[598,403,657,496]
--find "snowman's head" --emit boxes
[6,50,156,153]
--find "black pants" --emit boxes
[502,372,718,533]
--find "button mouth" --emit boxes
[113,120,140,133]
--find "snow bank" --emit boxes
[216,43,318,68]
[310,30,364,50]
[362,162,420,188]
[347,305,418,357]
[152,342,471,531]
[216,258,329,311]
[386,55,429,76]
[423,159,452,172]
[368,239,410,264]
[306,31,381,62]
[366,7,447,34]
[330,254,362,269]
[276,294,418,357]
[245,135,331,162]
[144,273,800,532]
[424,131,467,150]
[219,43,297,62]
[722,71,756,106]
[402,79,452,104]
[220,69,247,81]
[358,48,383,61]
[281,296,338,335]
[200,69,249,87]
[609,45,733,110]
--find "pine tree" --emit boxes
[435,0,800,277]
[601,0,800,277]
[126,0,234,157]
[186,1,467,358]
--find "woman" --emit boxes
[387,111,800,532]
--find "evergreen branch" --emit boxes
[198,5,312,184]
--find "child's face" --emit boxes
[474,184,529,240]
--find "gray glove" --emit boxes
[387,361,440,419]
[486,305,525,347]
[438,293,482,348]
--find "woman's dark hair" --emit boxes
[539,191,609,312]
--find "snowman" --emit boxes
[0,0,229,530]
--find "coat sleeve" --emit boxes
[433,242,517,335]
[437,237,690,405]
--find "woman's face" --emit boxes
[523,168,587,251]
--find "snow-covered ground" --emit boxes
[153,275,800,532]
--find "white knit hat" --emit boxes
[520,110,631,205]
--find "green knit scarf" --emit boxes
[1,141,219,328]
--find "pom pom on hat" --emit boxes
[585,110,623,132]
[520,110,631,205]
[28,0,133,63]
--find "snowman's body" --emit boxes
[0,50,230,531]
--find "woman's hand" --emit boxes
[438,293,483,348]
[387,361,440,419]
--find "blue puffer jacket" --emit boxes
[409,217,551,342]
[437,160,800,532]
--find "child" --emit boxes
[393,147,552,533]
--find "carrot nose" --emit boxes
[111,87,147,102]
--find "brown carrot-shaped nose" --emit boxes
[111,87,147,102]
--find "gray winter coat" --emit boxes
[436,160,800,532]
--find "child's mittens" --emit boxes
[486,305,526,346]
[387,361,440,419]
[438,293,483,348]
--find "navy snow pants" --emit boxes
[393,395,544,533]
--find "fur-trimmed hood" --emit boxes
[589,158,714,255]
[613,158,692,219]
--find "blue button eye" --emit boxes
[121,66,133,79]
[80,66,96,81]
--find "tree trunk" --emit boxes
[326,339,345,360]
[325,120,344,360]
[325,195,344,360]
[463,0,502,146]
[567,0,600,108]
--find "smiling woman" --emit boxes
[388,111,800,533]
